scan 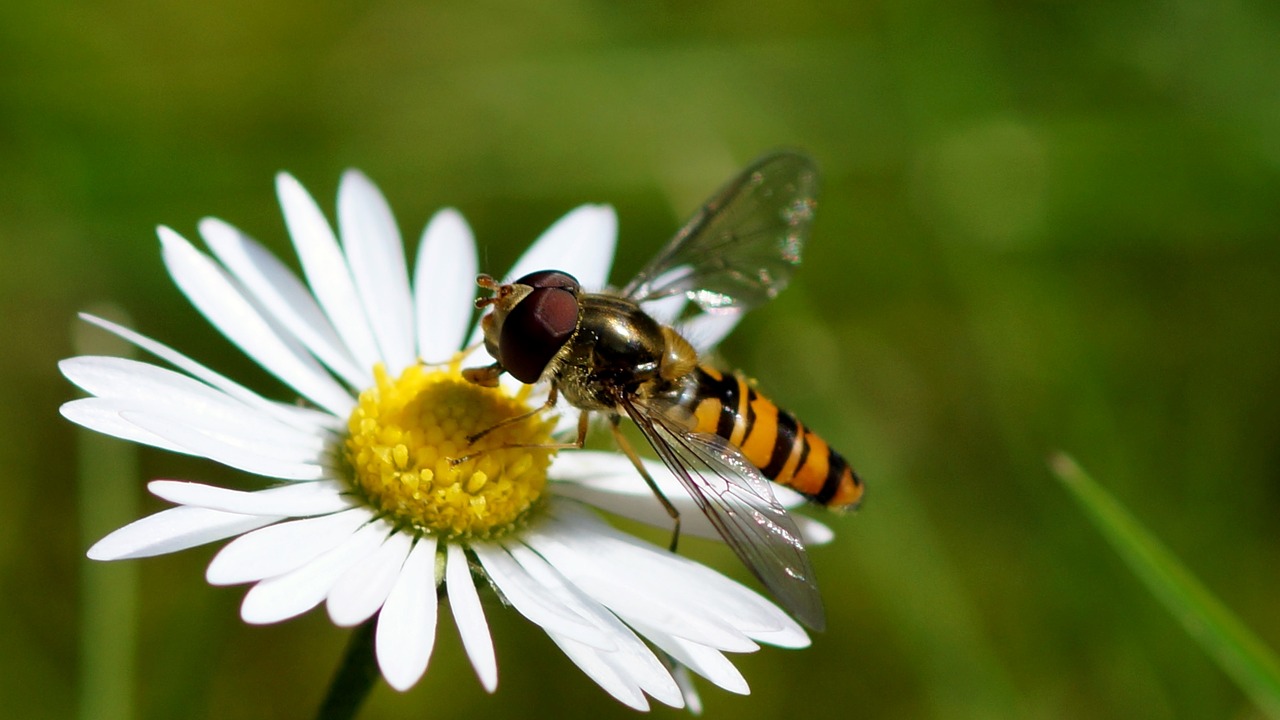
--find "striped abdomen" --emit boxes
[688,366,864,509]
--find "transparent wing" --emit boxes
[619,396,826,630]
[621,152,820,315]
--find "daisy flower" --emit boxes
[62,170,832,712]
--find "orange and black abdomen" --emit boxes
[689,366,864,509]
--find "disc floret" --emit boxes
[345,362,556,539]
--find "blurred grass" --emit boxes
[2,0,1278,718]
[1052,453,1280,719]
[74,306,140,720]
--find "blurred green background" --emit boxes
[3,1,1279,718]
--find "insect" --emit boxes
[463,152,863,630]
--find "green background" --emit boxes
[3,1,1279,718]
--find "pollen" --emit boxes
[344,360,557,539]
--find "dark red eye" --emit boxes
[514,270,580,293]
[500,271,581,383]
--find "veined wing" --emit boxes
[621,152,820,315]
[618,395,826,631]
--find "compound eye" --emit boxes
[513,270,581,294]
[499,284,580,383]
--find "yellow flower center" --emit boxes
[344,360,556,539]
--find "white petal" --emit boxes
[680,311,743,354]
[147,479,353,516]
[327,528,413,627]
[206,509,369,585]
[552,506,810,647]
[550,451,835,545]
[551,485,692,537]
[276,173,381,372]
[635,265,693,326]
[458,337,495,374]
[75,314,344,436]
[61,355,209,402]
[794,516,835,546]
[548,452,723,540]
[264,401,344,434]
[376,536,439,691]
[61,357,313,446]
[548,635,648,711]
[743,622,810,650]
[121,410,328,481]
[136,403,323,463]
[414,209,477,362]
[507,543,682,708]
[445,543,497,692]
[641,292,687,327]
[60,356,327,464]
[158,227,355,416]
[338,170,416,374]
[240,520,387,624]
[87,507,279,560]
[524,522,755,652]
[61,398,185,454]
[62,360,317,458]
[770,484,806,506]
[630,627,748,695]
[470,542,614,650]
[502,205,617,291]
[505,542,607,623]
[555,479,832,547]
[563,632,682,709]
[548,452,675,496]
[199,217,369,388]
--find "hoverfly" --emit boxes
[463,152,863,630]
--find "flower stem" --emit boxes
[316,619,379,720]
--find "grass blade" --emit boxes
[1051,452,1280,719]
[76,306,140,720]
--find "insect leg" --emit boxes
[466,385,559,444]
[461,362,503,388]
[608,416,682,553]
[477,409,589,453]
[451,406,589,466]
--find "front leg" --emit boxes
[462,362,504,388]
[450,392,591,466]
[608,416,682,552]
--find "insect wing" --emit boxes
[621,152,820,315]
[620,397,826,630]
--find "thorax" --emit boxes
[551,294,683,411]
